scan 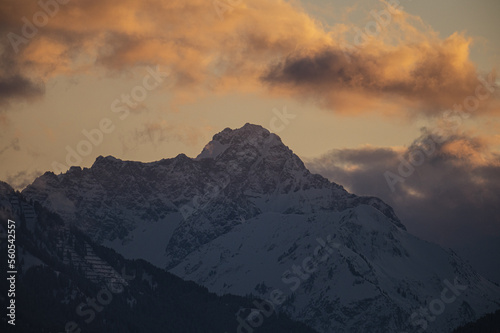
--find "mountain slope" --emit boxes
[452,309,500,333]
[0,182,317,333]
[20,123,500,332]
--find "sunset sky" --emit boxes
[1,0,499,280]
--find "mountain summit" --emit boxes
[196,123,282,160]
[23,123,402,246]
[21,124,500,332]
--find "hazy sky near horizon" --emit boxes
[1,0,500,280]
[0,0,498,183]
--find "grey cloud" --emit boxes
[0,74,45,103]
[306,131,500,283]
[5,169,42,191]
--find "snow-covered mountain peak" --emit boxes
[17,124,500,332]
[213,123,275,144]
[195,123,314,195]
[91,155,123,168]
[196,123,283,161]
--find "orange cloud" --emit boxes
[0,0,497,116]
